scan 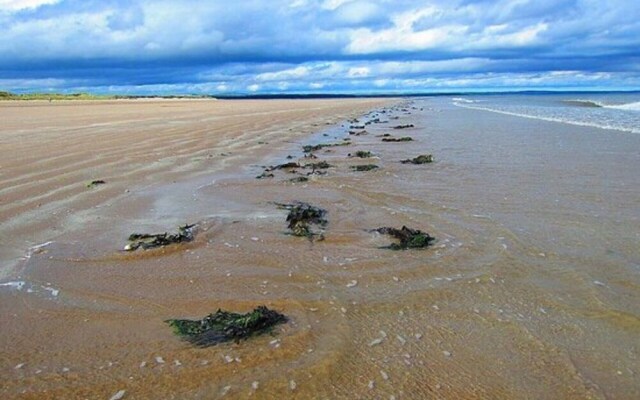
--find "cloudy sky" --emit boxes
[1,0,639,94]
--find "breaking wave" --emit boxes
[453,101,640,134]
[564,99,640,111]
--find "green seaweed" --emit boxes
[125,224,195,251]
[401,154,434,164]
[303,161,332,170]
[275,201,327,238]
[302,142,350,153]
[393,124,414,129]
[351,164,379,172]
[87,179,106,188]
[166,306,288,347]
[350,151,372,158]
[373,226,435,250]
[382,137,413,142]
[256,172,275,179]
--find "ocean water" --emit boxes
[452,92,640,134]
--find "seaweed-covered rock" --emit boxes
[382,137,413,142]
[275,202,327,237]
[401,154,434,164]
[125,224,195,251]
[351,164,379,172]
[166,306,287,347]
[372,226,435,250]
[393,124,414,129]
[289,176,309,183]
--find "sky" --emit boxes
[1,0,639,95]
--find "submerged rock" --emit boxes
[372,226,435,250]
[166,306,288,347]
[125,224,195,251]
[401,154,434,164]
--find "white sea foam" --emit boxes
[605,101,640,111]
[0,280,60,298]
[451,97,477,104]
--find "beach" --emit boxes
[1,97,639,399]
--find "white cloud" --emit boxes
[0,0,59,12]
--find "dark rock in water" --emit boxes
[382,137,413,142]
[350,151,372,158]
[87,179,106,188]
[351,164,379,172]
[393,124,414,129]
[349,130,368,136]
[350,125,365,129]
[256,172,275,179]
[126,224,195,251]
[372,226,435,250]
[166,306,288,347]
[275,201,327,238]
[289,176,309,183]
[401,154,434,164]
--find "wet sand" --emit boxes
[1,98,639,399]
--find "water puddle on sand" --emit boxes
[2,99,639,399]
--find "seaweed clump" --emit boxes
[275,202,327,238]
[382,137,413,142]
[125,224,195,251]
[373,226,435,250]
[302,142,350,153]
[351,164,379,172]
[166,306,288,347]
[349,151,372,158]
[87,180,106,188]
[401,154,434,164]
[393,124,415,129]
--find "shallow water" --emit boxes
[1,98,639,399]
